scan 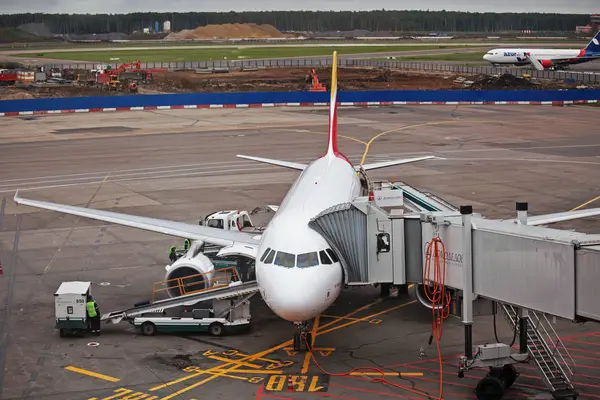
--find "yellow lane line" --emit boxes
[64,365,121,382]
[301,315,321,374]
[206,355,262,369]
[360,119,496,166]
[317,300,417,337]
[569,194,600,212]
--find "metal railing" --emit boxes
[29,57,600,85]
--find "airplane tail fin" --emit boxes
[584,30,600,54]
[326,51,348,161]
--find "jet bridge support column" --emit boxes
[516,202,529,355]
[461,205,474,361]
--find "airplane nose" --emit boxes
[483,54,490,61]
[257,263,341,322]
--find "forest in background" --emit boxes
[0,10,592,36]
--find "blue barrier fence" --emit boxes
[1,90,600,114]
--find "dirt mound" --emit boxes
[166,23,286,40]
[470,73,538,90]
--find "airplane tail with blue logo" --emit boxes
[584,30,600,54]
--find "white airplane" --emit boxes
[483,30,600,70]
[13,52,600,350]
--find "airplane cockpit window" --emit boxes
[260,248,271,262]
[264,249,276,264]
[297,252,319,268]
[274,251,296,268]
[319,250,332,265]
[207,219,223,229]
[326,249,339,263]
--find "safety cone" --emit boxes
[287,375,294,392]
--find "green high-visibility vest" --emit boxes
[184,239,191,250]
[87,301,97,317]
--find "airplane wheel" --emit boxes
[141,322,157,336]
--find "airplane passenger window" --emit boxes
[264,249,276,264]
[260,248,271,262]
[326,249,339,263]
[297,252,319,268]
[319,250,332,265]
[274,251,296,268]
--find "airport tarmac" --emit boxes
[1,104,600,400]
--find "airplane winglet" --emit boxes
[14,189,20,204]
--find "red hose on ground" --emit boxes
[301,235,450,400]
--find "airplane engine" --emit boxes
[164,251,215,298]
[540,59,554,69]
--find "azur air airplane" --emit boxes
[483,30,600,70]
[14,52,600,350]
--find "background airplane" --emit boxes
[483,30,600,70]
[13,51,600,351]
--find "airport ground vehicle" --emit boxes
[54,281,92,337]
[133,298,251,336]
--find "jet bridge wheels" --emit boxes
[475,365,518,400]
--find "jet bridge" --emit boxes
[309,188,600,399]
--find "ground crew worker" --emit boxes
[184,238,191,251]
[169,246,177,262]
[87,295,101,336]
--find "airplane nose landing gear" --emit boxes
[293,321,312,352]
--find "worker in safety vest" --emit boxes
[87,295,101,336]
[169,246,177,262]
[184,238,191,251]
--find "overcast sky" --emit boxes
[1,0,598,14]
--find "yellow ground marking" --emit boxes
[321,313,379,324]
[64,365,120,382]
[213,348,284,364]
[349,372,424,377]
[317,300,417,337]
[274,127,368,146]
[205,354,263,369]
[301,315,321,373]
[360,119,496,166]
[184,367,283,375]
[570,194,600,212]
[151,298,387,394]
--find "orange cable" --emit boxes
[299,235,450,400]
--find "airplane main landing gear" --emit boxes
[293,321,312,352]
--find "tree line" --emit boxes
[0,11,591,36]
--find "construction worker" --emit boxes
[87,295,101,336]
[169,246,177,262]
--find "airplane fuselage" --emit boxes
[483,48,596,67]
[254,154,361,322]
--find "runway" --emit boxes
[1,105,600,400]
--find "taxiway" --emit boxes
[1,105,600,400]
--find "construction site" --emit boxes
[0,62,595,100]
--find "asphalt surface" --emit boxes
[1,105,600,400]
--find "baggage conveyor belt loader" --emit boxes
[100,267,259,335]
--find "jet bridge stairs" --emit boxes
[308,181,600,399]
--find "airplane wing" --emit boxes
[361,156,436,171]
[237,155,306,171]
[523,207,600,226]
[13,191,261,248]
